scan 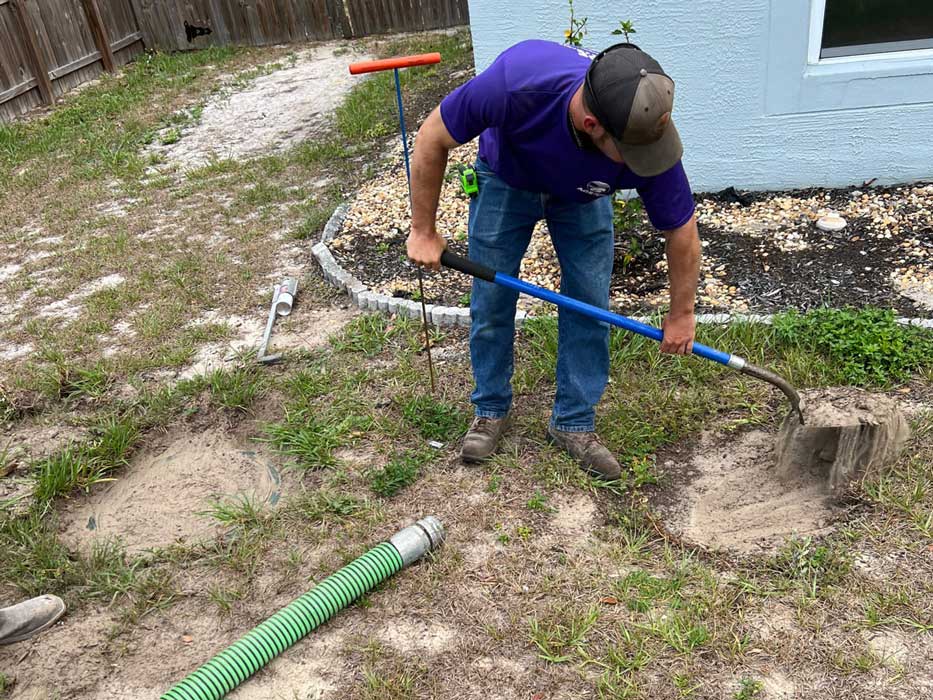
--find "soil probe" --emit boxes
[440,250,805,424]
[349,53,442,392]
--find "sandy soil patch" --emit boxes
[0,606,114,700]
[656,429,840,553]
[60,429,282,554]
[148,43,372,171]
[37,273,126,321]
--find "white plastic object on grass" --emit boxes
[274,278,298,316]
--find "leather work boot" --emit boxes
[547,426,622,481]
[0,595,66,645]
[460,415,511,463]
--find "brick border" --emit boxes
[311,203,526,329]
[312,204,933,331]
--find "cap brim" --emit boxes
[616,120,683,177]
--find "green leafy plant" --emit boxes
[612,20,637,43]
[734,678,763,700]
[768,536,851,598]
[368,450,428,497]
[773,307,933,386]
[564,0,588,46]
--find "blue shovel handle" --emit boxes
[439,250,805,423]
[440,251,741,368]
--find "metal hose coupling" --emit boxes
[740,362,805,425]
[389,516,445,567]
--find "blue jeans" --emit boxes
[468,160,614,432]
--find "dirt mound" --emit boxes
[777,387,909,492]
[60,430,281,554]
[657,430,838,553]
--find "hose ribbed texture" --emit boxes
[161,541,404,700]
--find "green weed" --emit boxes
[768,536,851,598]
[202,495,269,533]
[773,307,933,386]
[526,491,554,513]
[529,606,599,663]
[734,677,763,700]
[331,314,397,356]
[33,444,113,504]
[207,584,243,615]
[368,450,429,498]
[262,408,371,470]
[399,394,468,441]
[286,489,367,522]
[207,364,265,412]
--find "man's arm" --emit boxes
[407,107,460,271]
[660,214,700,355]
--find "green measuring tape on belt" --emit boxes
[459,165,478,197]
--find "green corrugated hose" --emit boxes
[161,516,443,700]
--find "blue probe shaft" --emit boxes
[493,271,735,366]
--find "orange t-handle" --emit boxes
[348,53,442,74]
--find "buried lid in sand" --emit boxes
[776,387,910,494]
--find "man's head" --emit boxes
[577,43,683,176]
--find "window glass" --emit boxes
[822,0,933,57]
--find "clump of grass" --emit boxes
[734,677,764,699]
[207,364,265,412]
[529,606,599,663]
[31,413,139,505]
[773,307,933,386]
[33,444,112,503]
[37,360,111,402]
[399,394,468,441]
[767,536,851,598]
[286,489,368,522]
[262,408,371,470]
[293,196,342,240]
[330,314,398,356]
[201,495,269,533]
[367,450,430,498]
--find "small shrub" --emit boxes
[773,307,933,386]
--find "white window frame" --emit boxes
[807,0,933,65]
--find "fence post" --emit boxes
[11,0,54,105]
[81,0,116,72]
[326,0,352,39]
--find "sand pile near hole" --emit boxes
[777,387,909,493]
[659,430,838,553]
[61,430,280,554]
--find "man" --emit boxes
[0,594,65,645]
[407,40,700,480]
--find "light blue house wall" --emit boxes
[464,0,933,192]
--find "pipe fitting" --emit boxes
[389,516,445,567]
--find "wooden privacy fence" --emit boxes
[0,0,144,121]
[0,0,470,122]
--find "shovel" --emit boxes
[440,250,805,424]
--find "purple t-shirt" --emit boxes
[440,40,695,230]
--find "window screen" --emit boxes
[822,1,933,58]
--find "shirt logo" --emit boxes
[577,180,611,197]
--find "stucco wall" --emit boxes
[463,0,933,192]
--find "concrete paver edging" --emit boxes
[313,205,933,331]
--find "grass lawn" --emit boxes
[1,28,932,700]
